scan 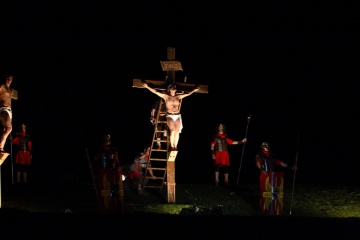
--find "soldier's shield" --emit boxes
[97,168,124,214]
[259,171,284,215]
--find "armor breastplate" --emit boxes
[261,158,275,172]
[101,152,114,168]
[19,137,29,151]
[215,136,228,151]
[101,147,117,168]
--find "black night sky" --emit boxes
[0,1,357,185]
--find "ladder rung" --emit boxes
[155,129,167,132]
[146,175,164,180]
[143,186,163,189]
[149,158,167,161]
[148,167,166,171]
[151,149,167,152]
[152,140,167,143]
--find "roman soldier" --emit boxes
[255,141,297,215]
[93,133,123,213]
[211,124,247,186]
[12,123,32,184]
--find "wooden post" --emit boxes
[132,47,208,203]
[166,161,176,203]
[167,150,177,203]
[0,153,10,208]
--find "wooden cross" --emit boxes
[132,47,209,93]
[132,47,208,203]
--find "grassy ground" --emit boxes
[1,175,360,218]
[1,175,360,239]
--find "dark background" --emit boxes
[0,1,357,185]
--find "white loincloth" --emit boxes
[0,107,12,119]
[166,113,183,133]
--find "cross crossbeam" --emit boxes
[132,79,208,94]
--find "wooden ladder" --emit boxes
[142,98,169,192]
[143,93,183,193]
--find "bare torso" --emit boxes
[0,84,12,107]
[165,95,181,114]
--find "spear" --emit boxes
[289,132,300,215]
[85,144,99,204]
[236,115,251,185]
[80,127,99,206]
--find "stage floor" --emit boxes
[1,174,360,239]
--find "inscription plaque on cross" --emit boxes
[132,47,209,93]
[132,47,208,203]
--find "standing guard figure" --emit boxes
[211,124,247,186]
[12,123,32,185]
[255,141,297,215]
[93,133,123,214]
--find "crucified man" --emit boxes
[0,75,16,154]
[142,83,199,151]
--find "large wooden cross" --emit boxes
[132,47,208,203]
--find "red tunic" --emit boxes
[12,132,32,165]
[211,133,234,166]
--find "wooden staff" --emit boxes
[85,145,99,205]
[289,132,300,215]
[80,127,99,206]
[236,115,251,185]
